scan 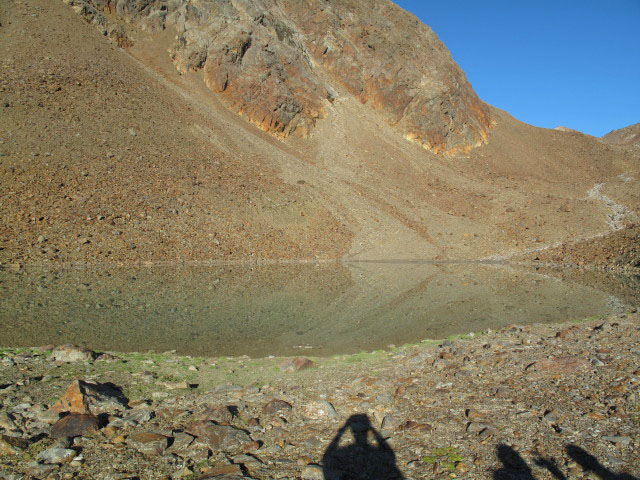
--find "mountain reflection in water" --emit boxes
[0,262,637,357]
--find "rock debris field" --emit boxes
[0,313,639,479]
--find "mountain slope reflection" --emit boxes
[0,263,635,356]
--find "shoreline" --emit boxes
[1,312,638,478]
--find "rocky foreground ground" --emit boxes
[0,313,639,479]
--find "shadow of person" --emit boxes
[322,413,404,480]
[493,444,536,480]
[566,445,638,480]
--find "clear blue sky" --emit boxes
[393,1,640,136]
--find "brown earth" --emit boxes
[517,223,640,272]
[1,0,639,267]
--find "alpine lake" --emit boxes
[1,261,638,357]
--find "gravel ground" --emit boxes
[1,313,639,479]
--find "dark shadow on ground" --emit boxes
[493,444,638,480]
[567,445,638,480]
[322,413,404,480]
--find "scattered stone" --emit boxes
[201,463,243,477]
[0,412,17,431]
[602,435,632,446]
[191,422,254,454]
[161,381,189,390]
[0,435,29,455]
[36,447,76,464]
[25,462,58,477]
[262,399,293,416]
[34,408,62,425]
[301,464,325,480]
[534,356,590,374]
[201,405,234,424]
[126,432,169,456]
[398,420,433,432]
[50,380,129,414]
[280,357,316,372]
[168,431,195,451]
[124,409,154,424]
[381,415,398,431]
[51,413,99,438]
[51,345,97,363]
[301,400,338,420]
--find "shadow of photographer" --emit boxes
[322,413,404,480]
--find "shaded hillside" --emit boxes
[0,0,639,266]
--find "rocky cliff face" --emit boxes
[67,0,493,155]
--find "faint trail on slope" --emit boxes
[485,179,636,262]
[587,183,629,231]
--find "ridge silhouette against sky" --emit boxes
[394,0,640,137]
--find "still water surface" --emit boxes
[0,262,638,357]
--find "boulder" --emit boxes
[51,413,99,438]
[301,400,338,420]
[36,447,76,464]
[51,345,97,363]
[50,380,128,414]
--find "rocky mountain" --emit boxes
[70,0,493,155]
[1,0,638,265]
[601,122,640,147]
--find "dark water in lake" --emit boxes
[0,262,638,357]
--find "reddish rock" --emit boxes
[51,413,99,438]
[555,327,577,338]
[535,356,590,374]
[398,420,433,432]
[280,357,316,372]
[50,380,128,414]
[199,463,243,478]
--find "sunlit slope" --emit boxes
[0,0,638,265]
